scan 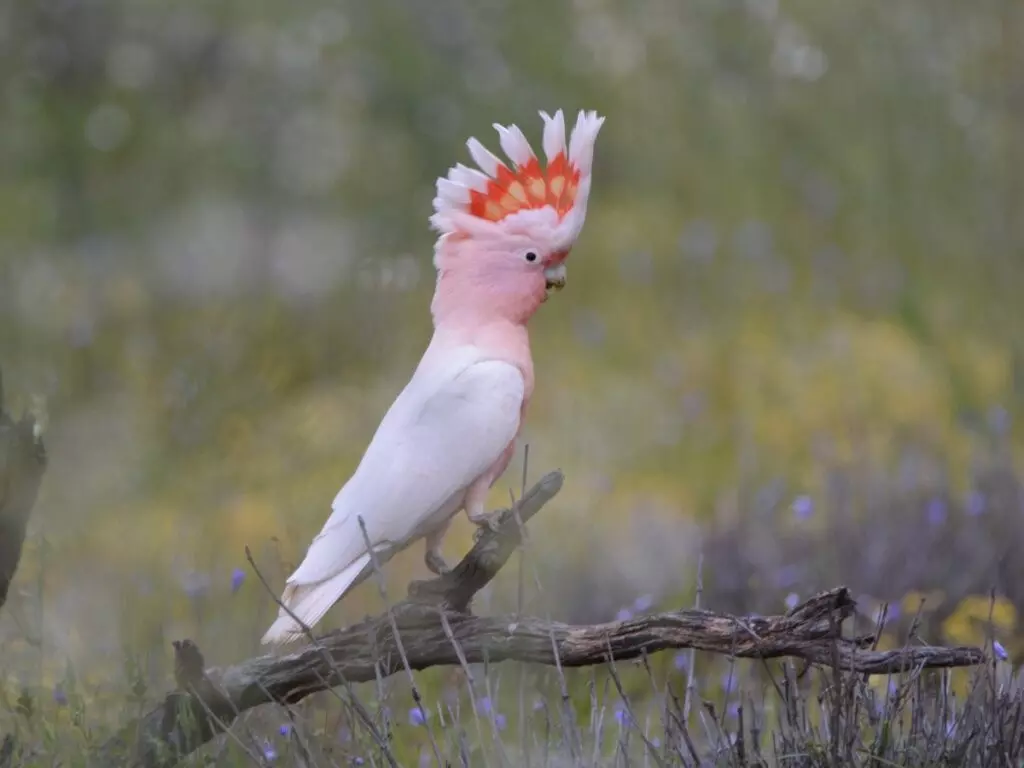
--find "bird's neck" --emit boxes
[429,315,535,402]
[430,267,545,328]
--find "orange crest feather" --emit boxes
[469,153,581,223]
[429,109,605,243]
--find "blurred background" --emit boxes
[1,0,1023,718]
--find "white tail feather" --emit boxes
[260,553,373,646]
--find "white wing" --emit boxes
[288,357,524,588]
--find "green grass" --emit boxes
[1,0,1023,763]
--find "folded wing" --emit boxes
[261,358,524,644]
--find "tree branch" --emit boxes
[96,469,988,767]
[0,366,47,613]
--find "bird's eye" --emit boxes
[524,251,538,263]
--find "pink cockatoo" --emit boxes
[261,109,605,645]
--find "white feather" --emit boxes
[260,553,373,645]
[262,348,525,645]
[436,178,470,206]
[428,109,605,245]
[448,163,491,192]
[493,123,535,168]
[539,109,566,163]
[433,164,489,221]
[568,110,605,176]
[565,109,602,176]
[429,208,501,240]
[466,137,506,178]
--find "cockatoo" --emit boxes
[261,109,605,645]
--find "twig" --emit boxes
[242,547,396,767]
[356,514,444,766]
[682,552,703,722]
[91,471,986,767]
[604,636,669,768]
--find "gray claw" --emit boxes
[425,549,451,576]
[471,511,504,541]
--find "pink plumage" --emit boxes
[262,109,605,645]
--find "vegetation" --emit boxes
[1,0,1022,763]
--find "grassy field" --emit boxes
[1,421,1022,765]
[1,0,1023,763]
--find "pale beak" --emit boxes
[544,264,567,293]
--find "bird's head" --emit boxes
[429,109,605,325]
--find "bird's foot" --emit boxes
[469,510,505,542]
[424,548,451,576]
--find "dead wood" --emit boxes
[94,470,988,767]
[0,367,46,614]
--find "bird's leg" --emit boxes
[464,481,503,542]
[423,520,452,576]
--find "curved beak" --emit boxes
[544,264,567,293]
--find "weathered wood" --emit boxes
[95,470,988,767]
[0,367,46,613]
[0,367,47,768]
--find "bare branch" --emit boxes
[404,469,564,612]
[94,469,987,767]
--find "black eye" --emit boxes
[525,251,538,262]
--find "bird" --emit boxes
[261,108,605,645]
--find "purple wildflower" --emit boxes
[408,706,429,726]
[721,672,737,694]
[494,713,507,731]
[875,603,900,624]
[231,568,246,593]
[614,704,629,726]
[615,608,633,622]
[181,571,210,599]
[262,743,278,761]
[651,737,661,748]
[673,651,688,671]
[477,696,492,714]
[774,564,801,588]
[633,594,654,612]
[792,495,813,520]
[53,685,67,706]
[988,405,1010,434]
[784,592,800,610]
[994,640,1009,661]
[967,491,985,516]
[278,724,291,736]
[927,497,947,526]
[352,759,365,767]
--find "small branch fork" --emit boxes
[93,469,988,767]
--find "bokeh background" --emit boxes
[2,0,1023,741]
